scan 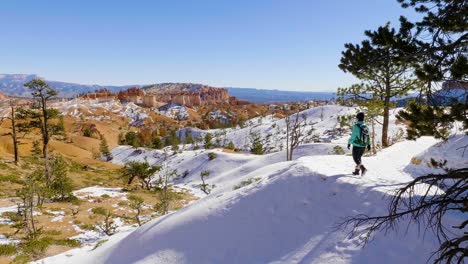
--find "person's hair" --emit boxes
[356,112,365,121]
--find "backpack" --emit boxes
[355,124,370,145]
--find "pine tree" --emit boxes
[184,130,194,144]
[250,132,264,155]
[24,79,64,185]
[152,136,164,149]
[338,23,418,147]
[99,137,113,161]
[204,133,213,149]
[49,155,73,201]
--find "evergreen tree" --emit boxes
[250,132,264,155]
[204,133,213,149]
[338,23,418,147]
[124,131,140,148]
[225,141,236,151]
[152,136,164,149]
[99,137,113,161]
[49,155,74,201]
[24,79,64,185]
[184,130,194,145]
[120,161,160,190]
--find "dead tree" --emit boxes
[285,112,314,161]
[338,167,468,264]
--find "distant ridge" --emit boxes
[227,87,336,103]
[0,74,136,98]
[0,74,337,103]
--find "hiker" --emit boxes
[347,112,371,175]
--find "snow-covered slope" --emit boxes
[178,105,406,153]
[37,135,467,264]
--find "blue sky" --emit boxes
[0,0,419,91]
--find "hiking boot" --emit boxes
[352,169,360,175]
[360,165,367,176]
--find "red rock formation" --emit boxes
[0,92,7,99]
[118,87,145,102]
[80,89,117,101]
[144,84,231,107]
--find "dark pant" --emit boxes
[352,146,365,167]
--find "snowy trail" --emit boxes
[36,137,446,264]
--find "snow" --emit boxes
[0,234,19,245]
[52,99,149,125]
[178,105,406,153]
[34,104,467,264]
[36,133,468,264]
[73,186,125,199]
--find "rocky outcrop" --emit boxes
[118,87,145,103]
[0,92,7,99]
[80,89,117,101]
[144,83,231,107]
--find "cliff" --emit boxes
[144,83,231,107]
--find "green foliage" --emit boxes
[331,146,346,155]
[120,161,161,189]
[250,133,264,155]
[397,101,466,140]
[128,195,144,226]
[22,237,51,258]
[127,131,140,148]
[152,136,164,149]
[225,141,236,150]
[31,140,42,157]
[184,130,194,144]
[92,207,117,235]
[199,170,212,194]
[165,130,180,148]
[12,253,31,264]
[49,155,74,201]
[207,152,217,160]
[0,244,17,256]
[83,128,92,137]
[99,137,113,161]
[204,133,213,149]
[233,177,261,190]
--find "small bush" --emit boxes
[233,177,261,190]
[208,152,217,160]
[12,253,31,264]
[331,145,345,155]
[22,238,52,257]
[83,128,92,137]
[100,194,110,199]
[117,201,128,206]
[0,244,17,256]
[0,174,23,184]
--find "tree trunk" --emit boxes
[382,105,389,147]
[10,106,18,165]
[41,96,51,185]
[382,76,391,148]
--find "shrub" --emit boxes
[0,244,17,256]
[83,128,92,137]
[22,238,52,258]
[233,178,261,190]
[331,145,345,155]
[208,152,217,160]
[101,194,110,199]
[225,141,235,150]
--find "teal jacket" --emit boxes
[348,121,370,147]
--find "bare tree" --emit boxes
[285,111,314,161]
[338,167,468,264]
